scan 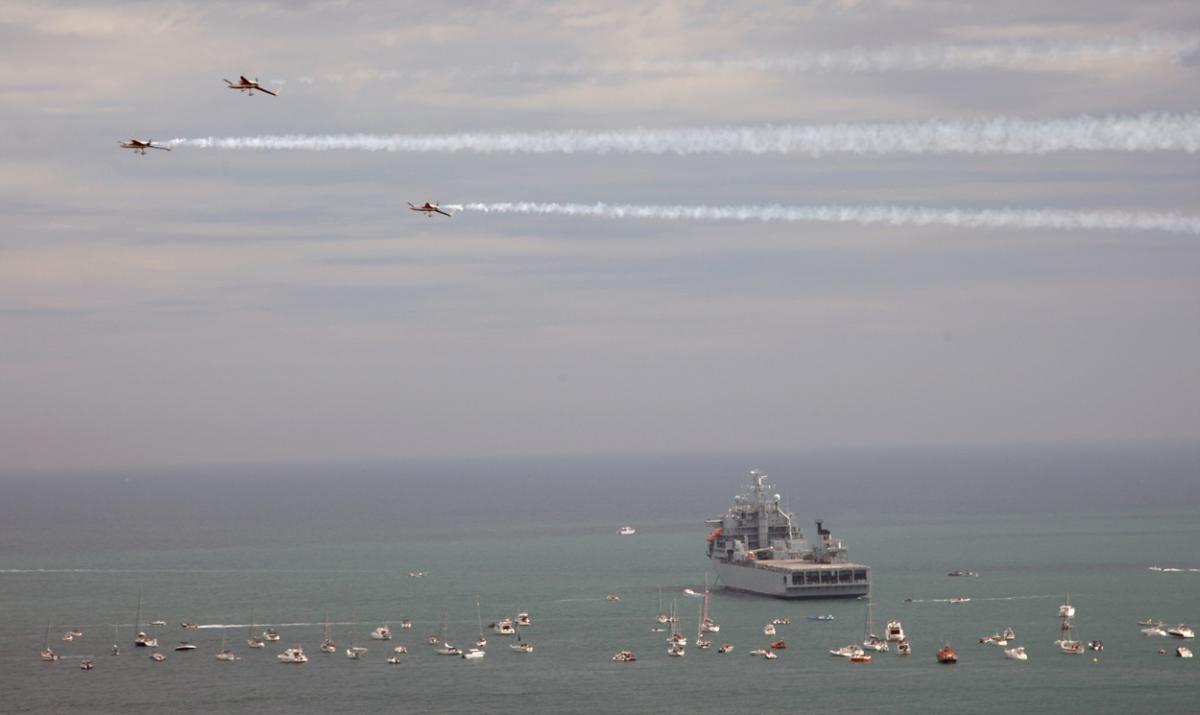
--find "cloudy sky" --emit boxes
[1,1,1198,471]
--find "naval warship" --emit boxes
[705,469,870,599]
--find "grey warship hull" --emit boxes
[706,469,870,599]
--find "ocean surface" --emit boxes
[1,446,1198,714]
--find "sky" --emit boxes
[1,1,1198,472]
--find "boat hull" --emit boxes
[712,560,869,599]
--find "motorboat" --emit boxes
[769,640,786,650]
[937,643,957,664]
[61,632,76,642]
[174,642,197,651]
[393,645,408,654]
[181,623,198,629]
[491,619,515,635]
[949,597,971,604]
[897,639,911,655]
[263,628,280,642]
[40,648,59,662]
[808,614,835,622]
[149,620,167,627]
[427,635,440,645]
[514,612,531,627]
[1138,618,1165,628]
[979,634,1008,647]
[386,656,403,664]
[771,617,791,625]
[618,526,636,535]
[149,651,166,662]
[1178,647,1194,658]
[749,648,768,656]
[134,632,158,648]
[763,623,776,636]
[830,645,864,658]
[435,643,462,656]
[667,644,686,657]
[1167,624,1195,639]
[370,625,392,641]
[1004,646,1028,661]
[510,641,533,653]
[215,649,239,661]
[606,594,621,601]
[1088,640,1104,651]
[277,646,307,663]
[1056,639,1086,654]
[947,570,978,577]
[612,650,637,662]
[346,646,368,659]
[849,653,871,663]
[320,640,337,653]
[399,619,413,630]
[762,650,778,660]
[1142,626,1169,637]
[461,648,486,660]
[1058,594,1075,619]
[886,620,905,642]
[79,660,94,670]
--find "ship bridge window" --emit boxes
[820,570,834,584]
[806,571,820,584]
[791,573,803,585]
[838,569,851,583]
[854,569,867,582]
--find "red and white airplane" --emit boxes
[224,75,277,96]
[408,201,452,218]
[119,138,171,155]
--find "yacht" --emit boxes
[1167,624,1195,639]
[897,639,911,655]
[345,645,368,659]
[79,660,94,670]
[1177,647,1194,658]
[174,642,197,652]
[829,645,864,658]
[263,628,280,642]
[514,612,531,627]
[1004,646,1028,661]
[386,655,403,664]
[491,618,516,635]
[370,624,392,641]
[763,623,776,636]
[949,596,971,604]
[618,526,636,535]
[277,646,307,663]
[461,648,486,660]
[149,650,166,662]
[886,620,905,642]
[611,650,637,662]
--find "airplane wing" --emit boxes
[257,86,278,96]
[240,75,250,83]
[433,208,452,217]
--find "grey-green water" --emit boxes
[2,454,1198,713]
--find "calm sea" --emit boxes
[1,446,1197,714]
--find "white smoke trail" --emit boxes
[439,202,1200,236]
[170,114,1200,156]
[289,36,1200,83]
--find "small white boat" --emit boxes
[618,526,636,535]
[886,620,905,642]
[149,650,166,662]
[386,656,403,664]
[612,650,637,662]
[149,620,167,627]
[79,659,94,670]
[1177,647,1194,658]
[491,618,515,635]
[667,644,686,657]
[949,596,971,604]
[749,648,768,656]
[61,632,76,642]
[606,594,621,601]
[262,628,280,642]
[763,623,776,636]
[434,614,460,655]
[762,650,778,660]
[897,639,911,655]
[514,612,531,627]
[174,642,197,651]
[1004,646,1028,661]
[1167,624,1195,639]
[398,619,413,630]
[717,643,734,654]
[345,646,368,659]
[1001,627,1016,640]
[979,634,1008,646]
[134,631,158,648]
[461,648,486,660]
[277,646,307,663]
[771,617,790,625]
[246,609,264,648]
[393,645,407,654]
[863,635,889,652]
[370,625,391,641]
[1138,618,1164,628]
[1142,626,1169,637]
[1056,639,1085,655]
[215,650,238,662]
[830,645,864,658]
[1058,594,1075,619]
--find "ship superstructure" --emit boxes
[705,469,870,599]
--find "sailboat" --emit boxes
[655,586,670,624]
[862,591,889,652]
[701,575,720,633]
[133,588,157,648]
[509,621,533,653]
[320,611,336,653]
[40,621,59,661]
[666,599,687,646]
[474,596,487,648]
[346,616,368,659]
[434,614,461,655]
[246,609,265,648]
[111,624,119,656]
[1056,616,1085,654]
[695,602,711,649]
[215,628,239,661]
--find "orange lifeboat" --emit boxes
[706,528,723,542]
[770,640,786,650]
[937,643,958,664]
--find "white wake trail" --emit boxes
[440,202,1200,236]
[170,114,1200,156]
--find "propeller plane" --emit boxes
[119,138,171,155]
[224,75,277,96]
[408,201,452,218]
